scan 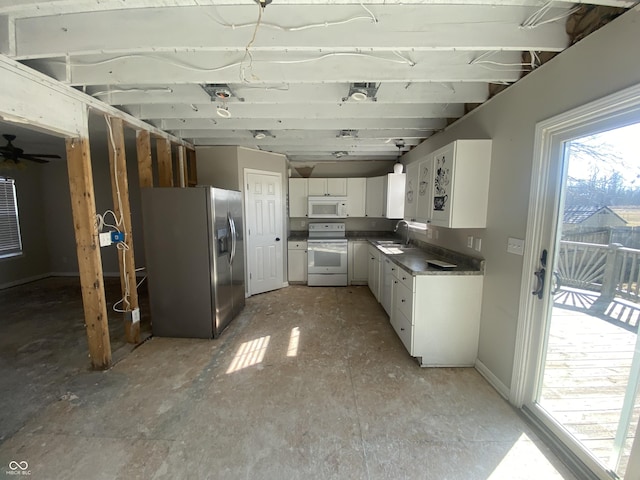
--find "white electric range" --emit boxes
[307,223,348,286]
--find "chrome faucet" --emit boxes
[394,219,410,245]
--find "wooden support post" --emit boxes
[178,145,187,188]
[106,117,140,344]
[156,137,173,187]
[66,134,112,369]
[136,129,153,188]
[187,149,198,187]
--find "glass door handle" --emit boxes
[532,249,548,300]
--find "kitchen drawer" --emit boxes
[288,241,307,250]
[394,265,414,292]
[394,280,414,323]
[391,309,413,354]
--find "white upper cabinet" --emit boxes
[308,178,347,196]
[415,156,434,224]
[346,177,366,217]
[366,174,405,219]
[430,140,492,228]
[288,178,308,217]
[404,161,419,221]
[365,176,385,217]
[384,173,406,219]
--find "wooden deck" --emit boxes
[540,287,640,477]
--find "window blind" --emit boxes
[0,177,22,257]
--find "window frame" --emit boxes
[0,176,23,259]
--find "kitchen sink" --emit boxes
[376,240,402,244]
[377,243,419,254]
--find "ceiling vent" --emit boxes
[344,83,379,102]
[201,84,244,102]
[337,129,358,139]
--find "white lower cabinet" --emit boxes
[390,263,483,367]
[348,240,369,285]
[287,241,307,284]
[367,245,381,300]
[381,256,397,316]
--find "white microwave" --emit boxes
[308,196,348,218]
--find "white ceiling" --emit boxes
[0,0,634,164]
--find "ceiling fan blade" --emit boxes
[18,154,51,163]
[22,153,61,159]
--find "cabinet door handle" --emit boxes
[400,328,405,331]
[394,280,398,284]
[402,276,407,280]
[401,299,406,303]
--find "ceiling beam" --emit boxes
[1,0,635,18]
[86,82,490,106]
[187,137,424,146]
[11,5,572,59]
[174,129,434,140]
[25,50,524,86]
[159,117,447,130]
[128,102,465,120]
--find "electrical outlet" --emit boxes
[467,236,474,248]
[507,237,525,256]
[474,237,482,252]
[99,232,112,247]
[125,307,141,324]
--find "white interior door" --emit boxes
[245,170,284,295]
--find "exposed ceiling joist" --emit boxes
[0,1,632,162]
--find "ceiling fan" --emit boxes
[0,134,61,164]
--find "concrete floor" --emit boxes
[0,280,577,479]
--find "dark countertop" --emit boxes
[371,240,483,276]
[288,230,484,276]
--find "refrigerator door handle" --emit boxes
[229,214,237,266]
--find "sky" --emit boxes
[567,121,640,187]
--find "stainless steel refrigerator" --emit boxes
[141,186,245,338]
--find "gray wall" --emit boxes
[44,120,145,278]
[1,115,147,288]
[402,8,640,390]
[196,146,289,289]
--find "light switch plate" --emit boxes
[467,236,474,248]
[474,237,482,252]
[507,237,525,255]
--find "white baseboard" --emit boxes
[0,273,50,290]
[49,271,79,277]
[1,271,147,290]
[475,359,510,400]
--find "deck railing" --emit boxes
[557,241,640,303]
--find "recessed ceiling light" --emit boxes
[350,91,368,101]
[216,106,231,118]
[254,132,266,140]
[333,151,349,158]
[214,89,232,99]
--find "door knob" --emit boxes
[275,237,281,241]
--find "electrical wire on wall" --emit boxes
[99,114,132,314]
[65,2,409,84]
